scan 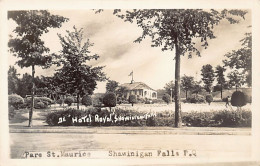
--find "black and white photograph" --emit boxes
[0,0,260,166]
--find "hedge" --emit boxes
[46,108,251,127]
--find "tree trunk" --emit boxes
[220,84,223,99]
[185,90,187,100]
[174,42,182,128]
[28,65,35,127]
[77,93,80,110]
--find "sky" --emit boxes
[8,9,252,93]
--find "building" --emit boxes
[119,81,157,100]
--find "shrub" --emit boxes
[46,107,251,127]
[162,94,171,104]
[8,94,24,109]
[129,95,137,106]
[8,105,15,119]
[38,97,53,106]
[82,95,92,106]
[103,92,117,109]
[205,94,213,105]
[186,94,205,103]
[213,110,251,127]
[57,99,63,106]
[231,91,247,107]
[35,101,46,109]
[64,96,74,106]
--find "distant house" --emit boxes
[119,81,157,100]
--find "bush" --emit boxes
[38,97,53,106]
[186,94,205,103]
[35,101,46,109]
[103,92,117,108]
[8,105,15,119]
[46,107,251,127]
[8,94,24,109]
[213,110,251,127]
[231,91,247,107]
[64,96,74,106]
[205,94,213,105]
[162,94,171,104]
[57,99,63,106]
[129,95,137,106]
[82,95,92,106]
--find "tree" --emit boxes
[112,9,247,127]
[8,66,20,94]
[106,80,119,93]
[8,10,68,127]
[164,80,175,100]
[129,95,137,106]
[192,81,203,95]
[201,64,215,93]
[181,75,195,99]
[227,70,246,91]
[223,31,252,86]
[54,26,106,109]
[214,65,226,99]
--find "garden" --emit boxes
[8,90,252,128]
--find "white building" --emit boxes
[119,82,157,100]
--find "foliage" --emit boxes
[162,94,171,104]
[214,65,227,98]
[54,26,106,109]
[164,80,175,96]
[231,91,247,107]
[106,80,119,93]
[35,101,46,109]
[129,95,137,106]
[111,9,247,128]
[223,32,252,86]
[8,105,16,120]
[205,94,213,105]
[185,94,205,103]
[181,75,195,99]
[201,64,215,93]
[192,81,203,95]
[57,99,63,106]
[64,96,74,106]
[8,94,24,109]
[213,110,251,127]
[8,10,68,68]
[38,97,53,106]
[82,95,92,106]
[8,10,68,126]
[103,92,117,108]
[46,108,251,127]
[8,66,20,94]
[227,70,246,91]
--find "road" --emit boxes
[9,132,251,160]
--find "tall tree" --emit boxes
[181,75,195,99]
[111,9,247,127]
[214,65,226,99]
[227,70,245,91]
[8,66,20,94]
[223,31,252,86]
[106,80,119,93]
[201,64,215,94]
[55,26,106,109]
[8,10,68,127]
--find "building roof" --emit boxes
[120,82,156,91]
